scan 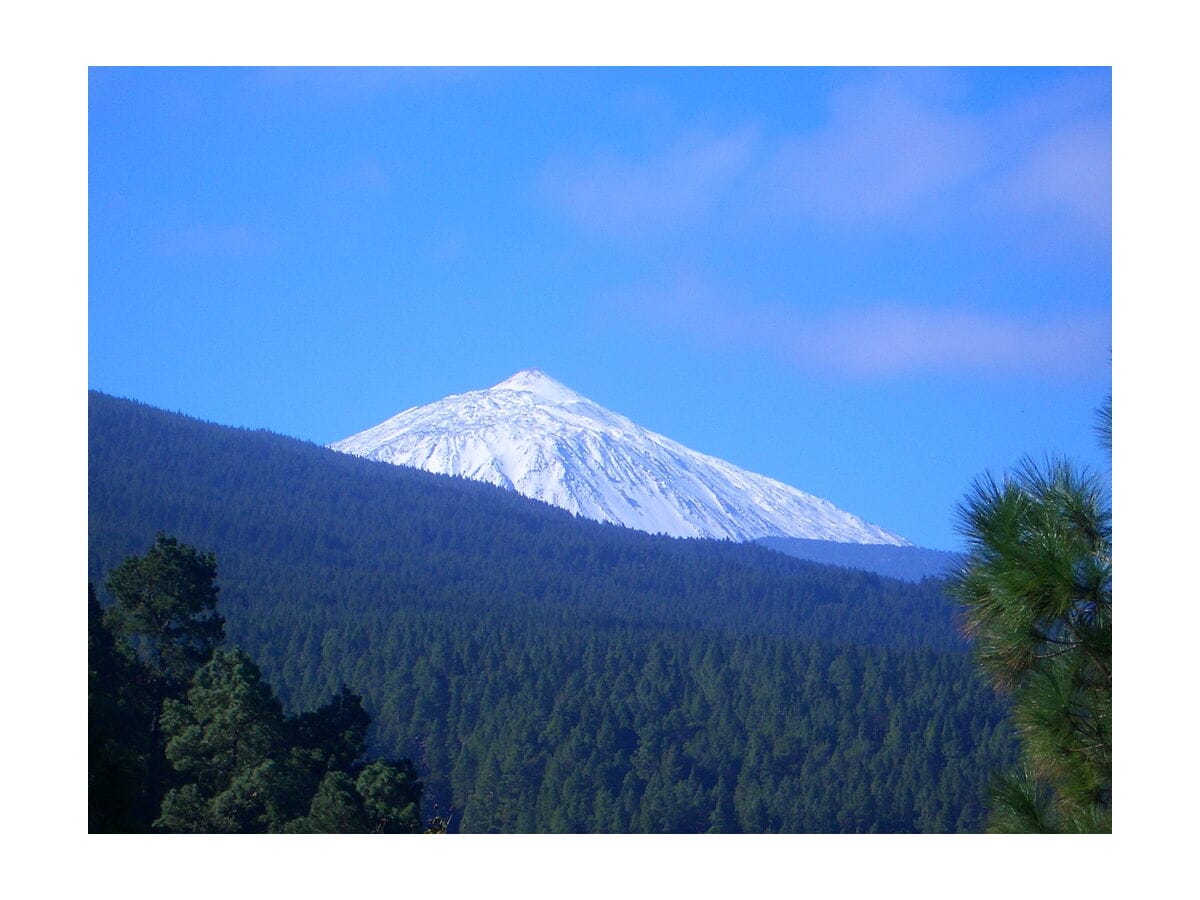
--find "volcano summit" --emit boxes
[330,370,908,545]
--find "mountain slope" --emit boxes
[331,369,907,545]
[88,391,1013,832]
[756,537,963,583]
[88,391,958,651]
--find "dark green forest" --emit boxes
[89,391,1018,832]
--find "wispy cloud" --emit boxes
[609,272,1111,381]
[546,70,1110,243]
[805,303,1111,379]
[989,117,1111,232]
[542,129,758,235]
[766,79,988,224]
[764,72,1108,237]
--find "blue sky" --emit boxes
[88,67,1111,550]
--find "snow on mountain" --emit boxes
[329,369,909,546]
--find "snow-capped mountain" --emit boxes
[330,369,909,545]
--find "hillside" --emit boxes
[90,391,962,649]
[756,537,963,583]
[88,391,1015,831]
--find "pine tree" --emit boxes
[294,771,370,833]
[92,535,439,832]
[156,649,289,832]
[355,759,425,833]
[103,532,225,694]
[92,535,228,831]
[949,404,1111,832]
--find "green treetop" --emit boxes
[103,532,225,693]
[949,405,1111,833]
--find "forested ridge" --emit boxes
[756,536,962,583]
[89,391,1017,832]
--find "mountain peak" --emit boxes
[491,369,585,404]
[331,375,909,546]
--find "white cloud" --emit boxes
[546,70,1110,244]
[609,272,1111,381]
[766,80,988,224]
[992,117,1111,232]
[802,303,1111,379]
